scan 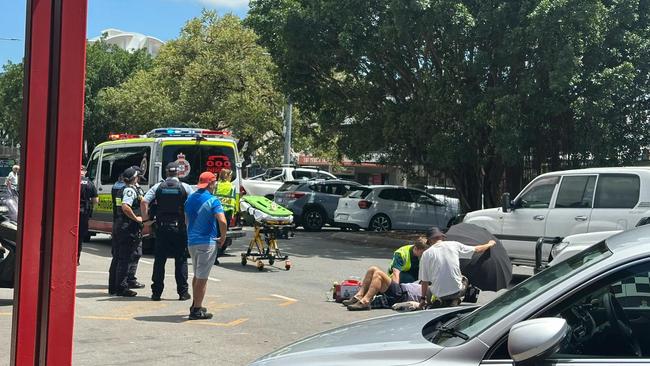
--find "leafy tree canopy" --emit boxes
[248,0,650,211]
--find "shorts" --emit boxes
[384,281,405,306]
[188,244,217,279]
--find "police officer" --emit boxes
[108,169,145,295]
[78,165,98,265]
[112,167,144,297]
[141,162,193,301]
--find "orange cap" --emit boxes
[197,171,217,189]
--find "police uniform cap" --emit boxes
[123,167,139,180]
[166,162,180,172]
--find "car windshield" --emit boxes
[434,241,611,345]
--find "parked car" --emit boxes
[242,166,337,200]
[274,179,363,231]
[548,230,621,266]
[334,186,458,231]
[251,225,650,365]
[464,167,650,266]
[425,185,461,215]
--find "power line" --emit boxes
[0,38,21,42]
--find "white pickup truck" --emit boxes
[464,167,650,266]
[242,167,337,199]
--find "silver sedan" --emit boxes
[252,225,650,365]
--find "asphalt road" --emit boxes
[0,228,532,366]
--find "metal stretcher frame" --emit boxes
[11,0,88,365]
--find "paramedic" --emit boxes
[388,239,429,283]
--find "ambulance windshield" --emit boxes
[162,144,237,185]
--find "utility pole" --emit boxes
[283,96,293,165]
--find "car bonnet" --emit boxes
[251,309,458,366]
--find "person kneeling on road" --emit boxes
[184,172,228,320]
[419,227,495,309]
[388,238,429,283]
[344,266,422,311]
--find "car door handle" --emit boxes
[574,215,588,222]
[98,187,103,191]
[533,215,545,221]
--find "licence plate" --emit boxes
[337,214,349,221]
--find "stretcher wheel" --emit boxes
[268,256,275,266]
[285,260,291,271]
[241,254,247,266]
[256,260,264,271]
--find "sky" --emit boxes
[0,0,250,66]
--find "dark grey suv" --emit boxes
[274,179,362,231]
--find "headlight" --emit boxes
[551,240,570,258]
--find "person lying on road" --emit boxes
[344,266,422,311]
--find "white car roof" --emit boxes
[537,166,650,177]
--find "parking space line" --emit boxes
[80,316,130,321]
[189,318,248,327]
[270,294,298,307]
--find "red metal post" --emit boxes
[11,0,88,365]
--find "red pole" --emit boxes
[12,0,88,364]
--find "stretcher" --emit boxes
[240,196,294,271]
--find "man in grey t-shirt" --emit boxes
[419,227,495,308]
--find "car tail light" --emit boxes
[358,200,372,209]
[240,185,247,195]
[287,192,306,199]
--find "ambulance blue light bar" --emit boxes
[146,128,231,138]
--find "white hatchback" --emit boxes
[334,185,458,231]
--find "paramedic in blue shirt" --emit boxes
[184,171,227,320]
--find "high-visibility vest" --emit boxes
[216,180,235,212]
[388,244,413,274]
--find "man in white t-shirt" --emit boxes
[419,227,495,308]
[5,165,19,195]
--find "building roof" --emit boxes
[89,28,164,57]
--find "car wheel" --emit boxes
[302,208,325,231]
[369,214,391,232]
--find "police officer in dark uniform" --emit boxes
[78,165,98,265]
[112,167,144,297]
[141,162,193,301]
[108,169,145,295]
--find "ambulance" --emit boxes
[85,128,245,251]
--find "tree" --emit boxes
[0,40,153,152]
[0,62,23,142]
[248,0,650,211]
[99,11,309,167]
[84,40,153,150]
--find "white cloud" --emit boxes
[197,0,250,9]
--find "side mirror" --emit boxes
[508,318,568,365]
[501,193,512,212]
